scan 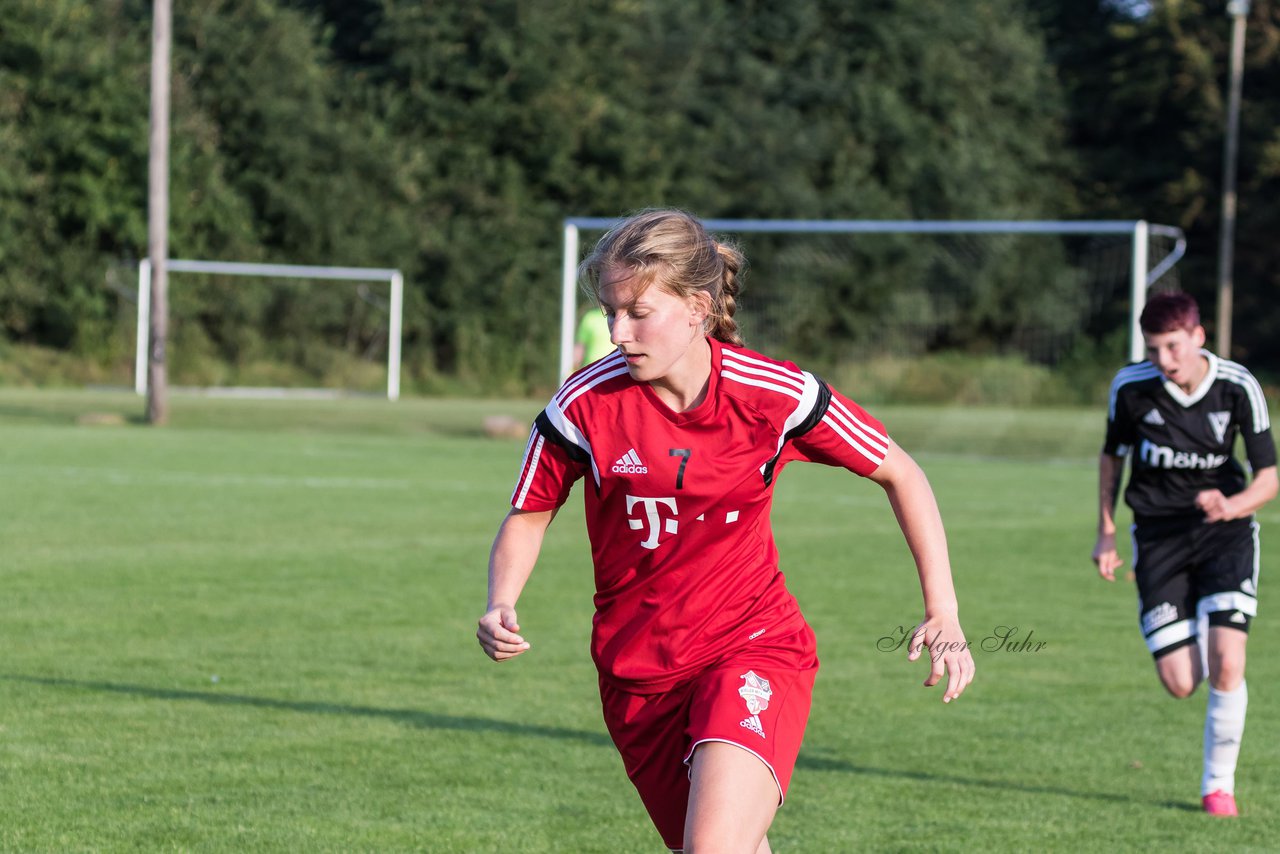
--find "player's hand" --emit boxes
[1092,532,1123,581]
[477,605,530,661]
[908,614,974,703]
[1196,489,1234,523]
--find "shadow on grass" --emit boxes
[795,751,1201,813]
[0,672,612,747]
[1,672,1201,813]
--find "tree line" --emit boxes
[1,0,1277,393]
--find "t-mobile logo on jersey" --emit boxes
[625,495,679,549]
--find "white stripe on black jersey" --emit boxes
[1217,360,1270,432]
[1109,362,1162,421]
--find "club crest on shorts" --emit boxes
[738,671,772,738]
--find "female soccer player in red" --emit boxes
[478,209,975,852]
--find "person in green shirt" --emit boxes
[574,308,616,368]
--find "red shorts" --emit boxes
[598,626,818,850]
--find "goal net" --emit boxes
[560,219,1185,405]
[134,260,405,400]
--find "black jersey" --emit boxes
[1104,351,1275,519]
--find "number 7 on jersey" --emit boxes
[669,448,691,490]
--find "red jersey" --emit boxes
[511,338,889,691]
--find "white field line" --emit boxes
[26,466,413,490]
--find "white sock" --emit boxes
[1202,681,1248,796]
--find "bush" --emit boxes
[826,352,1113,407]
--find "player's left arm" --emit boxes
[1197,466,1278,523]
[1197,382,1278,522]
[866,440,975,703]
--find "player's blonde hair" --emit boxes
[579,209,744,346]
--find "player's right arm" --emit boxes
[1095,371,1137,581]
[477,507,557,661]
[1093,452,1126,581]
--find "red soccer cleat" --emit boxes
[1202,790,1238,817]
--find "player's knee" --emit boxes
[684,836,755,854]
[1162,681,1197,699]
[1154,648,1200,698]
[1208,657,1245,691]
[683,803,769,854]
[1157,669,1200,699]
[1206,614,1250,691]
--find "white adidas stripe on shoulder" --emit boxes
[556,366,629,410]
[1111,361,1160,384]
[820,412,885,467]
[779,372,821,437]
[554,352,627,408]
[818,396,888,466]
[512,430,546,508]
[826,396,889,455]
[757,369,823,470]
[1217,361,1271,432]
[722,351,806,391]
[1109,362,1161,420]
[723,368,803,401]
[722,351,810,403]
[542,400,592,457]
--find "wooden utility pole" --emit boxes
[146,0,172,425]
[1216,0,1250,357]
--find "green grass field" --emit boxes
[2,388,1278,851]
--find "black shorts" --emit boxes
[1132,516,1260,658]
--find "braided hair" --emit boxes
[579,209,745,346]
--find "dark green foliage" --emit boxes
[343,0,1075,388]
[3,0,1278,391]
[1033,0,1280,367]
[0,1,149,359]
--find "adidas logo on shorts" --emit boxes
[612,448,648,474]
[740,714,765,738]
[737,671,771,738]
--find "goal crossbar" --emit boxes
[135,259,405,400]
[560,218,1186,380]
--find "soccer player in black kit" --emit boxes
[1092,292,1276,817]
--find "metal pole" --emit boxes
[559,223,580,382]
[388,272,404,401]
[1217,0,1250,357]
[1130,220,1149,363]
[135,259,151,395]
[146,0,172,424]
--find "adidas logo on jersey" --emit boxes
[612,449,648,474]
[1143,408,1165,426]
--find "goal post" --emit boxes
[135,259,405,400]
[559,218,1186,383]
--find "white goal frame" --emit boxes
[135,259,405,400]
[559,218,1186,382]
